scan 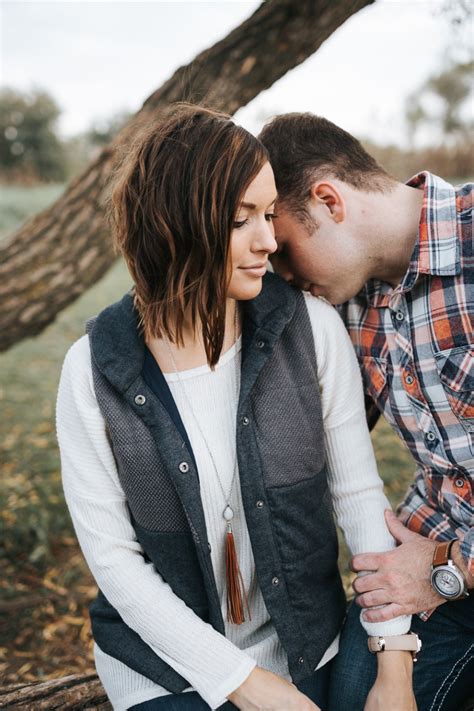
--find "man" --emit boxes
[259,113,473,711]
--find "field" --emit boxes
[0,185,414,684]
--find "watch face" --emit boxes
[432,568,462,598]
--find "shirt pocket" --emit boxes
[359,356,390,410]
[434,344,474,431]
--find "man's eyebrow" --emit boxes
[239,197,278,210]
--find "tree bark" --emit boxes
[0,0,374,352]
[0,674,111,710]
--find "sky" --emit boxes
[1,0,472,147]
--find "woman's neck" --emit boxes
[146,298,241,373]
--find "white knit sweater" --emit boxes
[57,292,410,711]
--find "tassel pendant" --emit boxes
[225,523,251,625]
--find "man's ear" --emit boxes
[309,182,346,223]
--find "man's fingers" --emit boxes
[351,552,384,572]
[362,603,406,623]
[384,510,417,544]
[352,573,384,594]
[355,590,392,608]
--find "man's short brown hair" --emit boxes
[259,113,393,221]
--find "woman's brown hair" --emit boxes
[110,104,269,367]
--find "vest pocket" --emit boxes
[134,524,210,614]
[434,345,474,429]
[252,384,325,487]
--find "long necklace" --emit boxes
[164,306,251,625]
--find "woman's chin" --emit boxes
[227,281,264,301]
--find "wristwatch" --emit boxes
[368,632,421,661]
[431,539,469,600]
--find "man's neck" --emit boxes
[367,182,424,288]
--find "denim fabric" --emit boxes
[328,599,474,711]
[128,661,332,710]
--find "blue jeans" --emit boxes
[328,598,474,711]
[129,661,332,710]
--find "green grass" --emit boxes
[0,183,66,241]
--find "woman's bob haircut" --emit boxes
[109,103,269,367]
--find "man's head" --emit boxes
[259,113,396,304]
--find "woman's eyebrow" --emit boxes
[239,197,277,210]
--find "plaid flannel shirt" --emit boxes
[338,172,473,596]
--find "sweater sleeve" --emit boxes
[303,293,411,637]
[56,336,255,709]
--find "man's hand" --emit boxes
[364,651,416,711]
[228,667,320,711]
[352,510,445,621]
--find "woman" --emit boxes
[57,105,416,711]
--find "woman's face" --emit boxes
[227,161,278,301]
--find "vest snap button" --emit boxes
[179,461,189,473]
[134,394,146,405]
[271,576,279,586]
[454,477,465,488]
[395,311,405,322]
[256,340,265,349]
[426,431,436,442]
[298,656,304,665]
[242,416,250,426]
[256,500,264,509]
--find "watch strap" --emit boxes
[432,539,456,567]
[368,633,421,658]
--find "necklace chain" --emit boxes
[164,306,241,517]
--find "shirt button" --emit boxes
[179,461,190,473]
[426,432,437,442]
[405,374,414,385]
[454,477,465,488]
[134,394,146,405]
[256,500,265,509]
[242,416,250,426]
[272,576,280,586]
[395,311,405,322]
[256,340,265,349]
[298,656,305,665]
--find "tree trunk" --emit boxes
[0,0,374,352]
[0,674,111,710]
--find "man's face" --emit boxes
[271,202,367,305]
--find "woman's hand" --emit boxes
[364,651,416,711]
[228,666,321,710]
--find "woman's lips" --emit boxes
[239,264,267,277]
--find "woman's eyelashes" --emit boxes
[233,213,277,229]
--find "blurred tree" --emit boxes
[0,88,66,182]
[405,59,473,146]
[63,111,132,178]
[85,110,132,148]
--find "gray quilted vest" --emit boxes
[86,272,346,692]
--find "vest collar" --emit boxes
[89,271,297,393]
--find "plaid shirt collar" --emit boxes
[364,172,461,309]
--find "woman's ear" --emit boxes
[309,181,346,223]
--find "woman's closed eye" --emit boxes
[233,218,249,229]
[233,213,277,229]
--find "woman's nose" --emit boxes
[254,220,277,254]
